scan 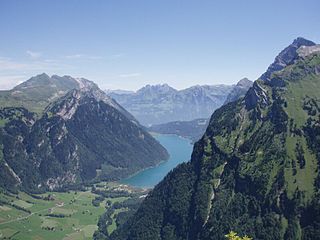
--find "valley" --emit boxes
[0,133,193,239]
[0,183,146,240]
[0,2,319,239]
[0,190,105,239]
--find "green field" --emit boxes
[0,188,128,240]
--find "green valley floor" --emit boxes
[0,182,142,240]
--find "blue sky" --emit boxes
[0,0,319,90]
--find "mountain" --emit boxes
[108,84,233,126]
[149,118,209,142]
[0,73,118,115]
[0,73,137,122]
[105,89,135,95]
[260,37,315,82]
[148,79,252,142]
[107,38,320,240]
[0,76,168,192]
[0,73,78,113]
[224,78,253,104]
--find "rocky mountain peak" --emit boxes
[236,78,253,88]
[14,73,51,89]
[74,77,97,90]
[37,72,50,78]
[292,36,315,47]
[297,44,320,58]
[246,38,319,110]
[46,88,105,121]
[47,89,81,120]
[3,73,131,116]
[47,85,137,124]
[223,78,253,104]
[137,83,177,95]
[14,74,97,93]
[260,37,316,82]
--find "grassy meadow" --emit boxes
[0,184,132,240]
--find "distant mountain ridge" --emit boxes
[108,83,234,125]
[0,73,81,113]
[224,78,253,104]
[0,73,137,121]
[148,79,253,141]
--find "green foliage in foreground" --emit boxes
[225,231,252,240]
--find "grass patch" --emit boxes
[52,207,75,215]
[82,224,98,238]
[0,190,106,240]
[40,217,58,228]
[107,208,127,235]
[13,199,33,209]
[0,205,12,211]
[0,227,19,238]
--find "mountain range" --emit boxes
[224,78,253,104]
[108,83,237,126]
[0,74,168,192]
[148,78,253,141]
[107,38,320,240]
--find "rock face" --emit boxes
[108,39,320,240]
[297,44,320,58]
[260,37,315,82]
[108,84,233,126]
[0,79,168,192]
[246,38,317,111]
[224,78,253,104]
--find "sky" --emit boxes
[0,0,319,91]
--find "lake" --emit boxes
[120,134,193,188]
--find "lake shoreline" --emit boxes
[119,133,193,188]
[149,131,195,143]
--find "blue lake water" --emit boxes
[120,134,193,188]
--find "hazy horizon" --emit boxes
[0,72,246,92]
[1,0,319,91]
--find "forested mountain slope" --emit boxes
[0,79,168,192]
[108,38,320,240]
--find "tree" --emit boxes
[225,231,252,240]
